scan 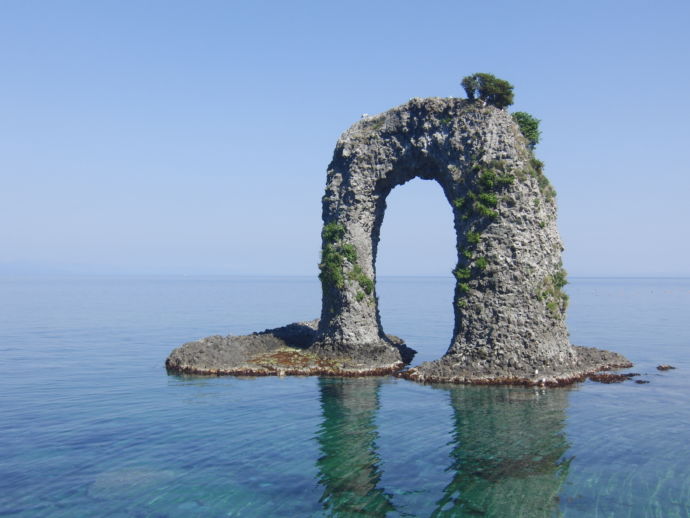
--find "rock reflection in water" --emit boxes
[316,377,396,517]
[432,386,572,518]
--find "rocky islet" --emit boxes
[166,97,631,384]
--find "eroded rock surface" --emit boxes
[166,97,630,384]
[166,320,415,376]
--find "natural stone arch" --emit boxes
[311,97,628,383]
[165,96,630,384]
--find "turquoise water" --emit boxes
[1,276,688,517]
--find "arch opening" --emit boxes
[375,178,456,365]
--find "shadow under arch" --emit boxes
[315,377,396,517]
[432,385,572,517]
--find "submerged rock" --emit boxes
[657,364,676,371]
[587,372,639,384]
[166,97,631,384]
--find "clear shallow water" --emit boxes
[0,276,688,517]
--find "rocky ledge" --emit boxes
[398,345,632,387]
[165,319,631,386]
[165,320,416,377]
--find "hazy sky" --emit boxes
[2,0,689,276]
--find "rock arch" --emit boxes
[311,97,628,382]
[165,97,630,384]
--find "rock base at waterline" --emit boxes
[165,319,416,377]
[399,345,632,386]
[166,320,631,386]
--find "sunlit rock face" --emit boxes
[311,97,630,382]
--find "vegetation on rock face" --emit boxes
[318,221,374,299]
[460,75,554,205]
[450,161,517,307]
[523,158,556,201]
[322,222,346,244]
[447,87,561,317]
[461,73,514,109]
[474,257,488,270]
[512,111,541,149]
[458,74,553,204]
[453,267,471,281]
[319,223,347,289]
[349,265,374,295]
[466,231,482,244]
[536,265,569,318]
[319,250,346,290]
[453,161,515,221]
[340,243,358,264]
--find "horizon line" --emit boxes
[1,272,689,280]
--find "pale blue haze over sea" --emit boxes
[1,0,690,278]
[1,275,688,517]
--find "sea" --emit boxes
[1,275,688,517]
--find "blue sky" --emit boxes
[1,0,689,276]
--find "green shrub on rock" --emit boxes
[349,265,374,295]
[461,73,514,109]
[319,223,376,298]
[536,266,570,318]
[512,111,541,149]
[319,245,346,289]
[322,222,346,243]
[453,267,472,281]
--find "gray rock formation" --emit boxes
[312,97,628,383]
[166,97,630,384]
[166,319,415,376]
